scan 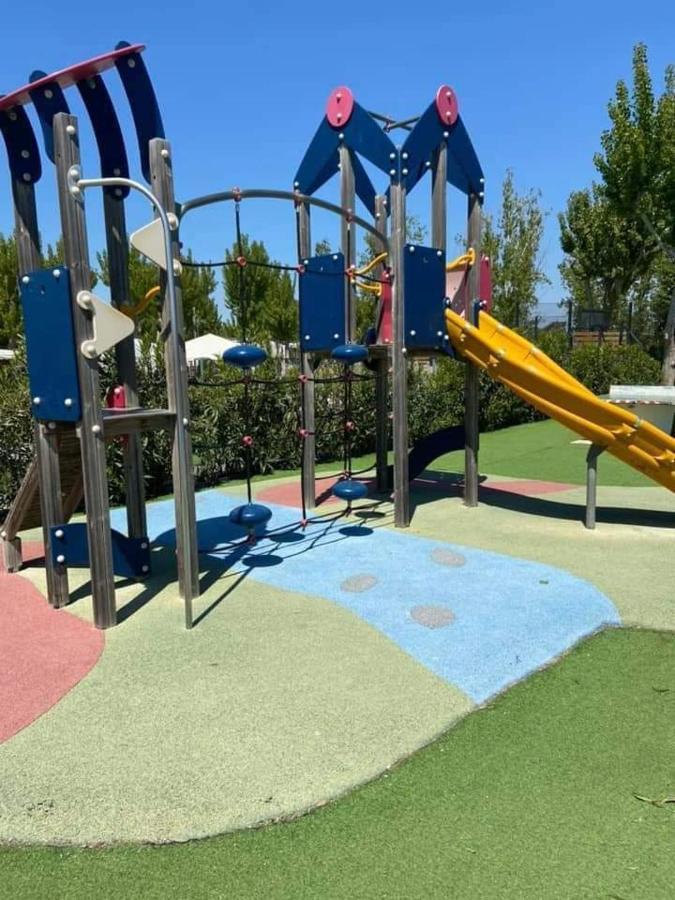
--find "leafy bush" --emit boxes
[0,337,663,519]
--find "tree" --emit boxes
[0,234,21,348]
[97,247,220,344]
[558,44,675,381]
[481,171,548,329]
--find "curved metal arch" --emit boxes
[179,188,390,252]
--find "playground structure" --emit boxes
[1,41,673,633]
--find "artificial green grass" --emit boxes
[3,628,674,899]
[244,419,653,490]
[437,419,654,487]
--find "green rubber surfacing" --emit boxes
[2,628,674,900]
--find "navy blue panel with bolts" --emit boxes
[299,253,346,353]
[20,267,82,422]
[114,40,165,183]
[403,245,448,351]
[27,74,70,164]
[0,105,42,183]
[50,523,152,578]
[77,74,131,198]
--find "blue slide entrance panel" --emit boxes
[403,245,447,352]
[20,267,82,423]
[299,253,346,353]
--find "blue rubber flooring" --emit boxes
[111,491,620,702]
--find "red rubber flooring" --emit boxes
[0,544,104,743]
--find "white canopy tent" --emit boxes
[185,334,239,366]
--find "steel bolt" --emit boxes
[64,398,73,407]
[53,268,60,278]
[22,275,30,284]
[92,424,101,434]
[55,529,64,539]
[56,554,66,564]
[66,124,76,135]
[161,148,169,158]
[33,396,41,405]
[389,169,396,176]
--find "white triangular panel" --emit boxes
[130,218,168,269]
[77,292,135,359]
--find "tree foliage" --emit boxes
[97,247,221,344]
[481,170,548,328]
[221,235,297,345]
[559,44,675,375]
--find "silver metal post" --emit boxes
[391,175,409,526]
[54,113,116,628]
[297,198,316,511]
[464,193,481,507]
[585,444,603,529]
[374,195,389,493]
[339,145,356,339]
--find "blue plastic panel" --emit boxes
[342,103,397,176]
[77,73,130,198]
[0,105,42,184]
[28,73,70,165]
[20,267,82,422]
[351,151,376,217]
[299,253,345,353]
[50,523,152,578]
[294,118,339,194]
[403,245,447,351]
[114,40,164,184]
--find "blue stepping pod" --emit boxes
[222,344,267,369]
[229,503,273,528]
[330,343,368,365]
[332,479,368,501]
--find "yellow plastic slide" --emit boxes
[445,308,675,492]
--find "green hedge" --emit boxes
[0,337,662,518]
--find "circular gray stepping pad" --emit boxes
[431,547,466,567]
[340,574,378,593]
[410,605,455,629]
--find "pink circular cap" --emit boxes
[326,87,354,128]
[435,85,459,126]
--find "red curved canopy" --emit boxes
[0,43,145,112]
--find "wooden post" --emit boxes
[297,199,316,511]
[339,145,356,340]
[54,113,116,628]
[391,177,409,527]
[585,444,603,530]
[374,195,389,493]
[149,138,200,627]
[103,192,147,540]
[12,172,71,606]
[431,143,447,249]
[464,193,481,508]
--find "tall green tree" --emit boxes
[559,44,675,380]
[97,247,220,343]
[0,234,21,348]
[481,170,548,329]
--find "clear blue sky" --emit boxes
[2,0,674,316]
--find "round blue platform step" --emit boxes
[332,479,368,501]
[229,503,273,528]
[222,344,268,368]
[330,343,368,365]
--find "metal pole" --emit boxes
[585,444,603,529]
[297,199,316,510]
[10,179,70,604]
[339,145,356,340]
[102,192,147,540]
[464,193,481,508]
[53,113,116,628]
[391,175,409,526]
[374,194,389,492]
[148,139,200,628]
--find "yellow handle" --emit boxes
[120,285,161,319]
